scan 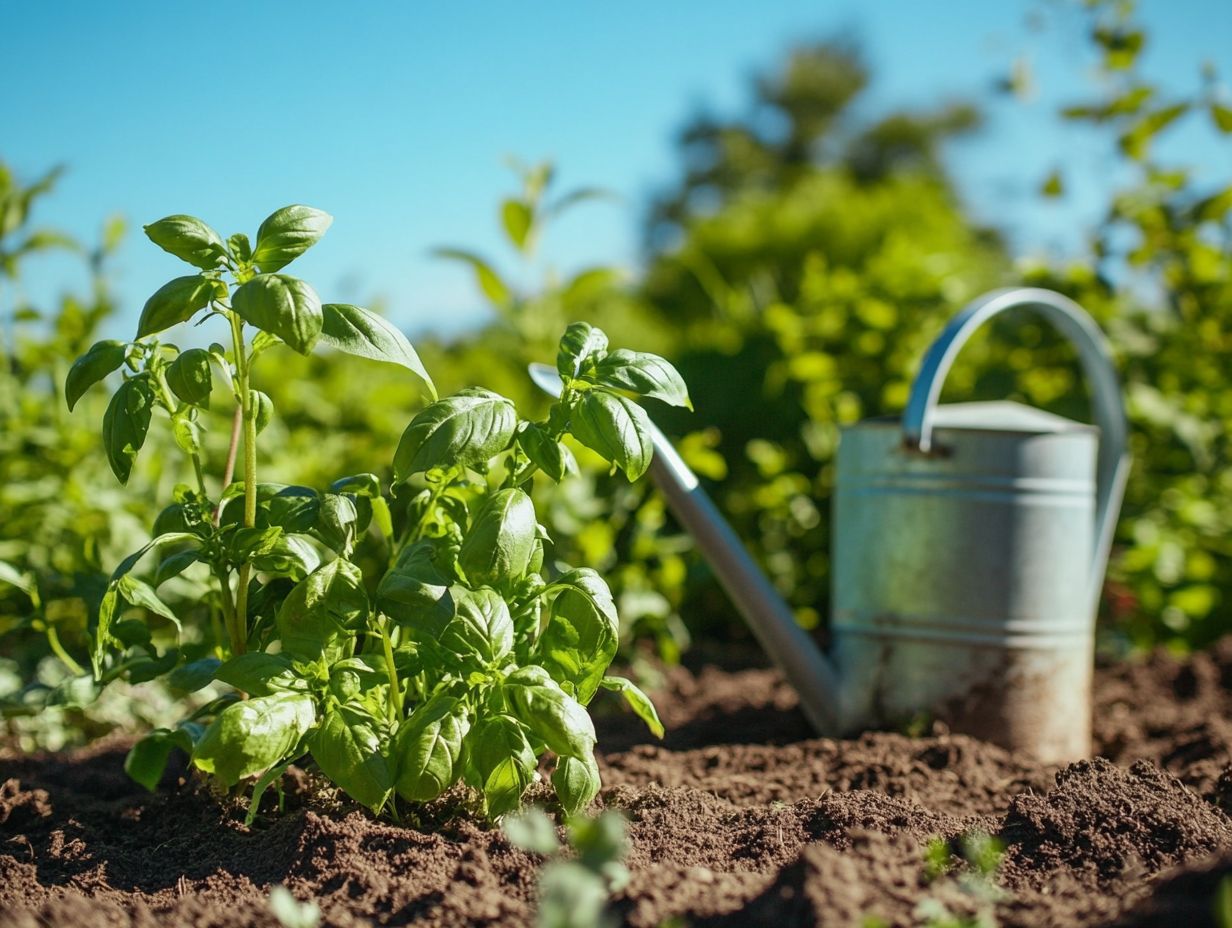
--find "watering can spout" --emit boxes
[527,363,845,734]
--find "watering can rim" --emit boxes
[847,400,1100,438]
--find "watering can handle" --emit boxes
[901,287,1131,618]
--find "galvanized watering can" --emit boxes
[530,287,1130,763]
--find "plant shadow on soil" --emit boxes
[5,641,1232,927]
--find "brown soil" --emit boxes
[3,640,1232,927]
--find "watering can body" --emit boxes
[833,403,1099,760]
[529,287,1128,765]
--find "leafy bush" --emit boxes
[74,207,677,817]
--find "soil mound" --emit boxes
[2,641,1232,927]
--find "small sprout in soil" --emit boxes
[70,212,685,822]
[504,806,630,928]
[268,885,321,928]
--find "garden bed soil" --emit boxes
[5,639,1232,927]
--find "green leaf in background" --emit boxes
[502,807,561,855]
[192,691,316,786]
[394,693,471,802]
[231,274,323,354]
[538,569,619,704]
[393,387,517,479]
[137,275,215,338]
[517,422,576,483]
[467,714,536,818]
[309,705,393,810]
[551,751,601,815]
[166,347,213,408]
[65,339,126,411]
[319,303,437,397]
[593,349,692,410]
[433,248,511,306]
[501,198,533,251]
[143,214,226,269]
[102,376,155,483]
[569,390,653,481]
[556,321,608,379]
[600,676,664,738]
[252,205,333,273]
[1212,103,1232,134]
[458,488,537,588]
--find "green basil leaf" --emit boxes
[600,676,664,738]
[250,534,320,580]
[569,390,652,481]
[315,494,359,554]
[537,568,619,704]
[458,488,537,588]
[432,248,510,306]
[168,657,221,694]
[166,347,213,409]
[437,586,514,668]
[214,652,302,695]
[231,274,323,354]
[593,349,692,410]
[376,542,455,631]
[504,674,596,758]
[65,340,126,411]
[227,232,252,264]
[102,377,155,483]
[192,692,316,786]
[275,559,368,660]
[117,575,180,628]
[551,751,601,815]
[125,725,196,791]
[393,388,517,480]
[263,485,321,533]
[309,705,392,811]
[516,422,576,483]
[556,322,608,379]
[154,547,202,587]
[466,714,535,818]
[328,657,385,702]
[171,411,203,455]
[251,389,274,434]
[92,532,199,674]
[143,214,226,270]
[138,275,215,338]
[319,303,436,397]
[330,473,382,498]
[394,693,471,802]
[252,205,332,273]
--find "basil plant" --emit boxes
[67,206,685,819]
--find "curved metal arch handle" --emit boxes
[902,287,1131,619]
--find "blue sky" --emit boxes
[3,1,1229,339]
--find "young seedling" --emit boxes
[71,211,685,820]
[504,807,630,928]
